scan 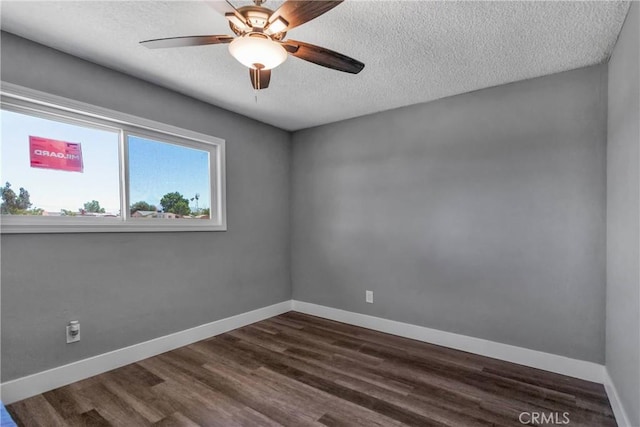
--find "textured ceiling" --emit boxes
[0,1,631,131]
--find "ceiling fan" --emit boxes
[140,0,365,90]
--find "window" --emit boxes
[127,134,211,220]
[0,84,226,233]
[1,109,121,217]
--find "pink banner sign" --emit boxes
[29,136,84,172]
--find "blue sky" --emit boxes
[1,110,210,214]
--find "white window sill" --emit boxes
[1,218,227,233]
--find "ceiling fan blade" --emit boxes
[205,0,251,29]
[267,0,343,32]
[280,39,364,74]
[140,35,234,49]
[250,68,271,90]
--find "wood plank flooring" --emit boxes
[7,312,616,426]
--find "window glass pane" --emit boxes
[128,135,210,219]
[0,109,121,216]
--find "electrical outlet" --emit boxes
[366,290,374,304]
[66,321,80,344]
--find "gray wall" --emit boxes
[292,65,608,363]
[0,33,292,381]
[606,2,640,425]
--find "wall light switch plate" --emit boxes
[366,290,374,304]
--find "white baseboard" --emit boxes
[291,300,605,384]
[604,368,633,427]
[0,300,292,404]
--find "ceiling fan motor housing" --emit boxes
[228,6,286,40]
[246,9,269,28]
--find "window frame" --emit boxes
[0,83,227,233]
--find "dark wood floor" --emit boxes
[8,312,616,427]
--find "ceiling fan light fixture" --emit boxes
[228,33,287,70]
[265,17,289,35]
